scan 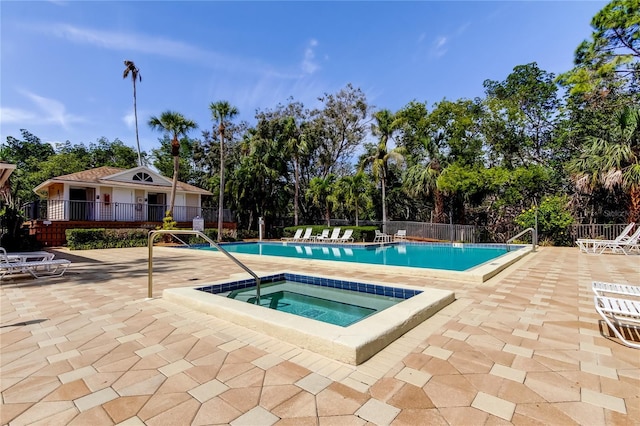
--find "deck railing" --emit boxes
[22,200,233,223]
[569,223,633,241]
[386,221,478,243]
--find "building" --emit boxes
[27,165,232,246]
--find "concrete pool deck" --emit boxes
[1,246,639,425]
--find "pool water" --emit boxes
[196,273,421,328]
[196,242,510,271]
[221,281,404,327]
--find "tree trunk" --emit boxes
[629,186,640,223]
[355,199,359,227]
[294,158,299,226]
[434,189,445,223]
[133,79,142,167]
[168,155,179,218]
[217,131,225,242]
[381,176,387,234]
[326,202,331,227]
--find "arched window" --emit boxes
[133,172,153,183]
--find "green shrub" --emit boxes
[66,228,149,250]
[515,195,574,246]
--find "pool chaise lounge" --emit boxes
[0,248,71,280]
[281,228,303,241]
[576,223,636,253]
[594,294,640,349]
[331,229,354,243]
[592,281,640,298]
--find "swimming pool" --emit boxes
[197,273,419,326]
[165,272,454,364]
[194,241,516,271]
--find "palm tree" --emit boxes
[403,134,447,222]
[209,101,239,242]
[123,60,143,166]
[283,116,307,226]
[148,111,198,218]
[360,109,404,233]
[307,174,336,226]
[337,172,371,227]
[570,106,640,222]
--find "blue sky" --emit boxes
[1,1,607,157]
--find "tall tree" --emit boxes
[209,101,239,241]
[123,60,143,166]
[569,106,640,222]
[557,0,639,96]
[310,84,370,176]
[360,109,404,233]
[148,111,198,218]
[336,171,371,227]
[307,174,336,226]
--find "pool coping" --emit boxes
[163,271,455,365]
[189,242,533,283]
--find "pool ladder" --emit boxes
[147,230,261,301]
[506,227,537,252]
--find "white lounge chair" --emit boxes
[332,229,354,243]
[576,223,635,253]
[394,229,407,241]
[300,227,314,242]
[374,230,391,243]
[282,228,303,241]
[0,248,70,280]
[592,281,640,298]
[315,229,330,240]
[594,295,640,349]
[1,249,55,262]
[321,228,341,242]
[595,227,640,255]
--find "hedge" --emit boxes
[66,228,149,250]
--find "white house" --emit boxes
[33,165,214,222]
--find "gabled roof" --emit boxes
[0,163,17,189]
[33,166,213,195]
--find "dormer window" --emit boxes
[133,172,153,183]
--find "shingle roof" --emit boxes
[35,166,213,195]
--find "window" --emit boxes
[133,172,153,183]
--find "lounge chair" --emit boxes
[594,227,640,255]
[332,229,354,243]
[592,281,640,298]
[0,248,70,280]
[576,223,635,253]
[300,227,314,242]
[315,229,330,240]
[320,228,341,242]
[394,230,407,241]
[374,230,391,243]
[594,295,640,349]
[281,228,303,241]
[1,249,55,262]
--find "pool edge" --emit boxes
[163,272,455,365]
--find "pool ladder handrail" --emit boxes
[147,230,261,300]
[506,227,537,252]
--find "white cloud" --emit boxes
[21,90,84,128]
[432,36,448,57]
[41,23,292,79]
[0,107,38,124]
[0,90,85,129]
[301,39,320,75]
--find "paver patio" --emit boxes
[1,246,639,425]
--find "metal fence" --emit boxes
[569,223,632,241]
[386,221,478,243]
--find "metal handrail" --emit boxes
[147,230,261,300]
[506,227,537,252]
